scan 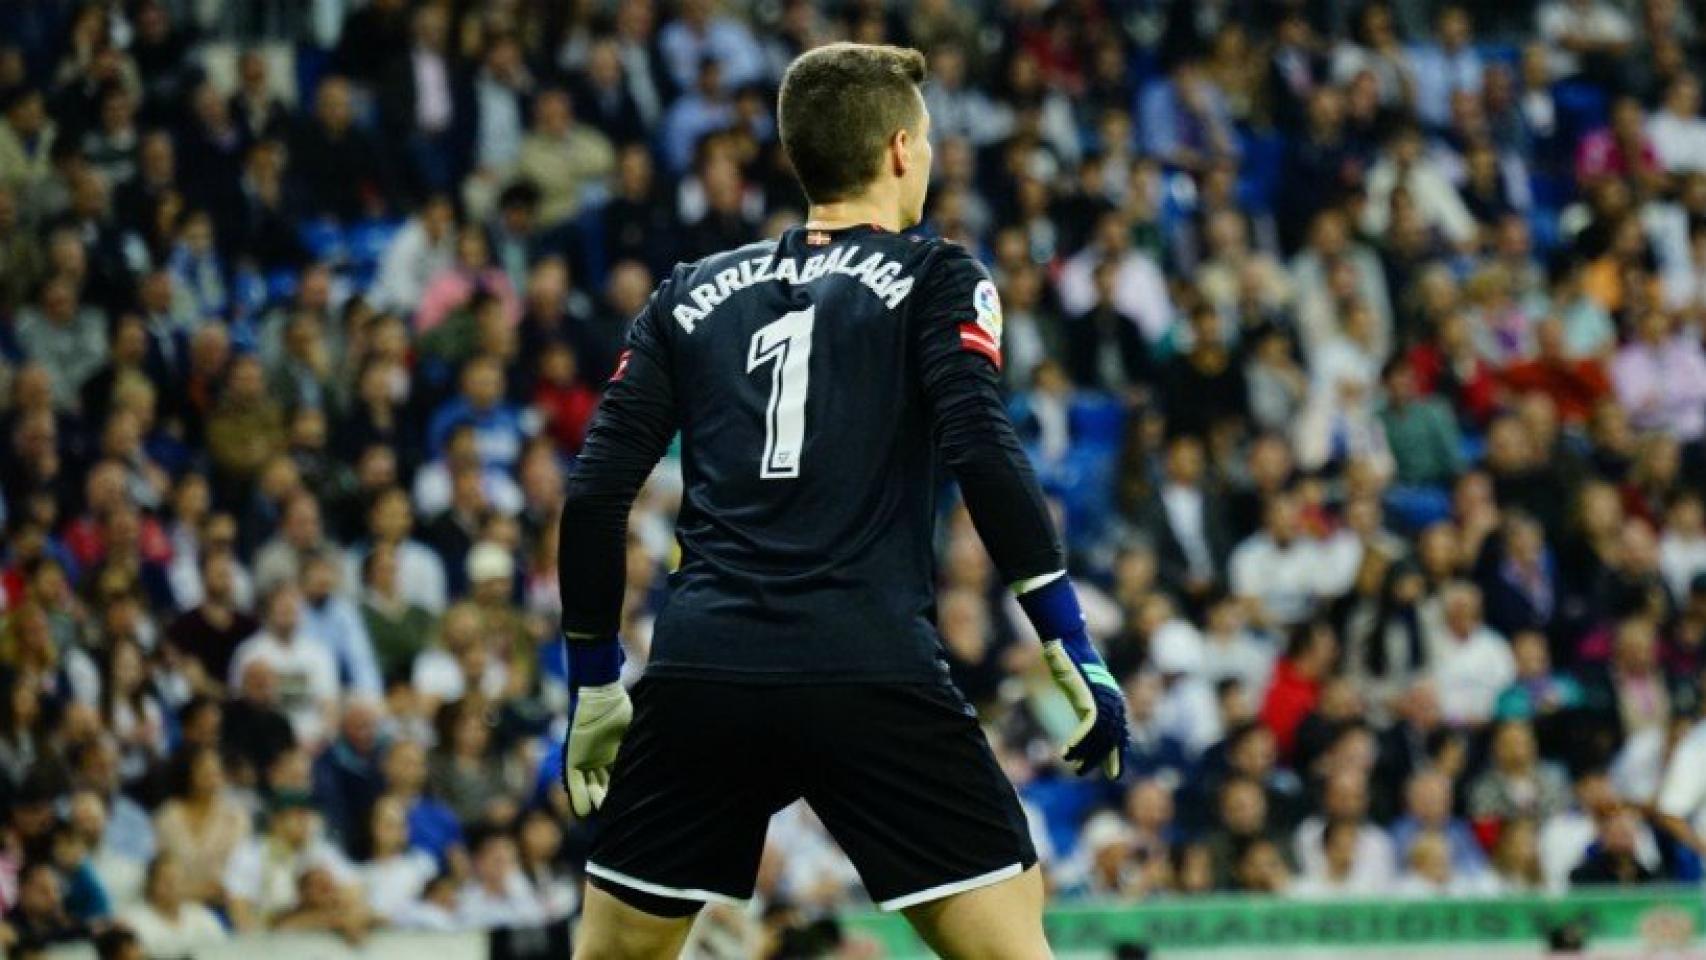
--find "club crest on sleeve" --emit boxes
[973,279,1003,345]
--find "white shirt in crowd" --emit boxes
[1425,624,1516,726]
[1361,157,1477,247]
[360,849,439,922]
[1056,246,1174,343]
[1147,619,1223,755]
[373,219,454,314]
[345,540,449,613]
[1649,110,1706,172]
[1288,872,1368,900]
[1199,628,1274,701]
[1659,530,1706,602]
[412,460,525,518]
[1537,0,1633,77]
[223,835,355,918]
[1538,809,1663,892]
[1657,720,1706,841]
[458,872,549,930]
[119,900,229,956]
[1161,484,1216,579]
[1293,818,1397,890]
[412,646,511,704]
[767,802,864,907]
[1230,534,1330,627]
[1610,726,1669,805]
[1390,870,1501,899]
[227,630,341,745]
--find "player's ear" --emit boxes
[890,127,910,180]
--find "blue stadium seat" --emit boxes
[1554,80,1610,141]
[298,219,347,264]
[264,268,299,304]
[1236,132,1287,213]
[1021,777,1108,860]
[1068,395,1129,451]
[346,219,402,270]
[1384,486,1454,533]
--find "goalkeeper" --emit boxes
[559,41,1129,959]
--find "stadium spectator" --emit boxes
[1293,769,1398,888]
[312,698,387,847]
[457,825,547,929]
[6,859,92,953]
[1290,818,1368,898]
[1259,621,1338,761]
[1232,492,1330,630]
[67,786,144,909]
[151,746,250,905]
[1392,829,1498,896]
[221,658,296,787]
[227,583,340,747]
[1390,769,1489,876]
[1426,581,1517,725]
[1569,806,1661,886]
[1470,720,1573,826]
[1383,362,1465,495]
[517,89,615,229]
[118,854,228,955]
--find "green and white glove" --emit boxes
[564,682,632,816]
[561,635,629,817]
[1016,573,1130,779]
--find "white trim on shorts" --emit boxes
[876,862,1025,912]
[585,862,749,908]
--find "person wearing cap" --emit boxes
[466,539,536,690]
[1076,811,1142,897]
[1148,609,1221,756]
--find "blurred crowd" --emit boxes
[6,0,1706,955]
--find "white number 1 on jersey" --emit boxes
[747,306,815,479]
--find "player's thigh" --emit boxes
[799,683,1037,911]
[902,864,1052,960]
[574,882,697,960]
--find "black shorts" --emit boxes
[584,677,1037,915]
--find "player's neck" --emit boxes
[804,196,902,234]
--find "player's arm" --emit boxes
[913,245,1130,778]
[556,279,680,815]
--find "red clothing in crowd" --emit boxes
[534,380,601,455]
[1575,130,1660,183]
[61,514,173,571]
[1407,342,1499,427]
[1498,356,1611,425]
[1259,657,1323,759]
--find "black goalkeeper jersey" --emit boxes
[559,224,1064,683]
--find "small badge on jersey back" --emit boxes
[958,279,1004,369]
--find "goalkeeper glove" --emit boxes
[561,635,631,817]
[1015,573,1130,778]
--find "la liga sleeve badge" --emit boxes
[973,279,1003,344]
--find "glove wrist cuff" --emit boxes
[564,634,623,689]
[1016,573,1090,642]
